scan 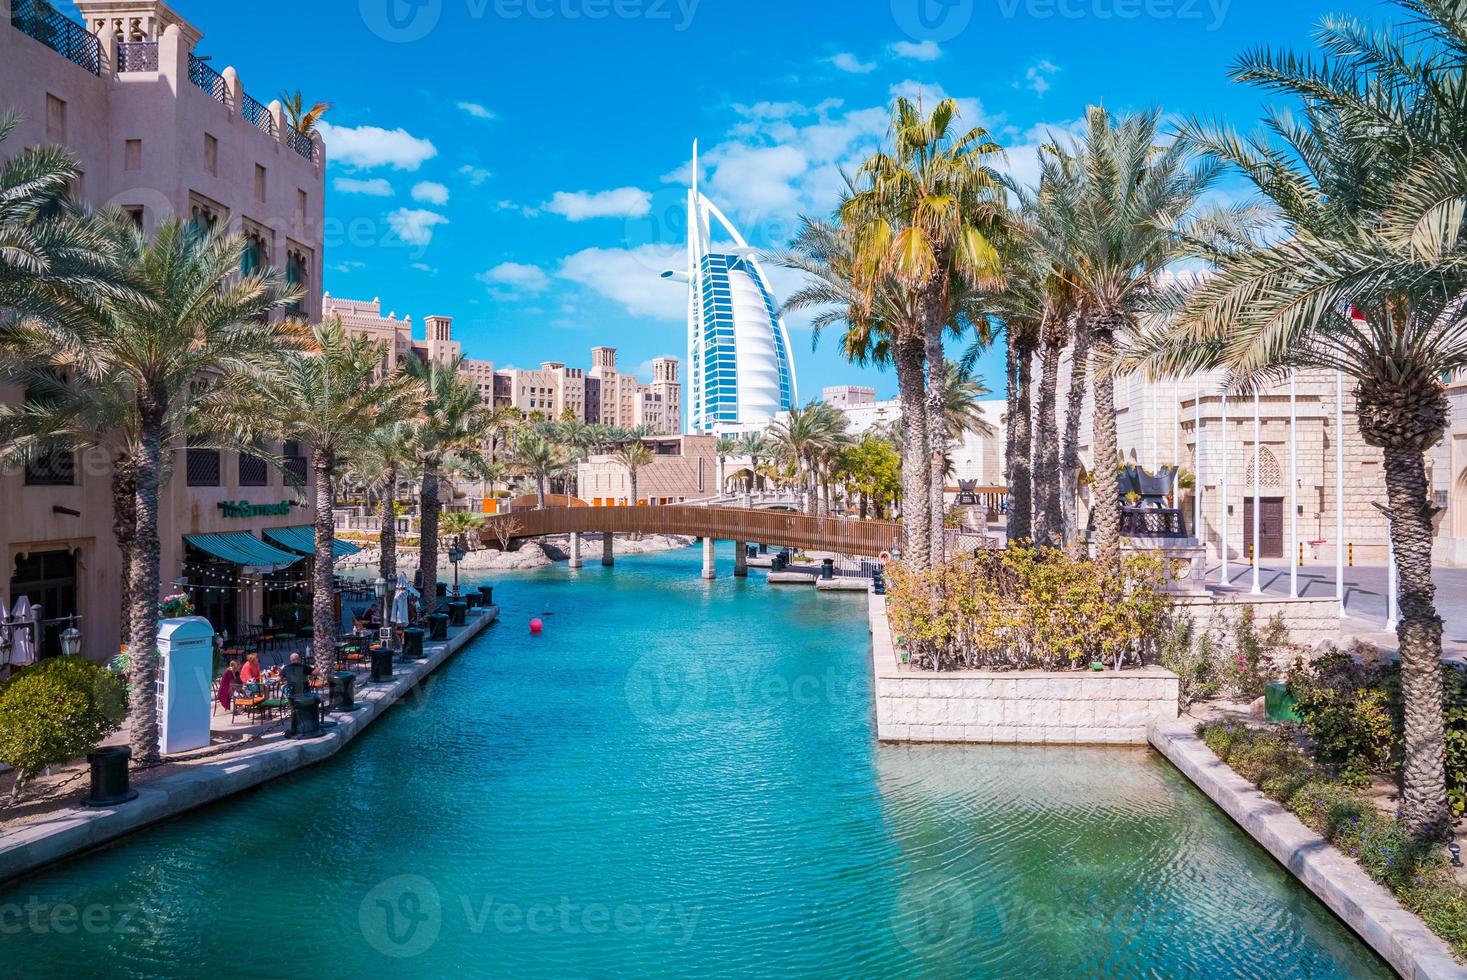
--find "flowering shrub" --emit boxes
[1158,606,1295,704]
[886,547,1171,671]
[158,593,194,618]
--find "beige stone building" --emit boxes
[578,436,716,506]
[324,294,495,389]
[1,0,329,660]
[1065,365,1467,566]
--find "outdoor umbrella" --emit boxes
[390,572,417,626]
[9,597,35,667]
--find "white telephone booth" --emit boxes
[156,616,215,754]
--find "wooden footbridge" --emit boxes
[476,505,905,557]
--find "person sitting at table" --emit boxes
[217,660,239,712]
[281,652,310,696]
[239,652,261,685]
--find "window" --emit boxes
[239,453,268,487]
[285,248,308,314]
[254,164,267,202]
[283,441,307,485]
[186,448,221,487]
[123,206,143,229]
[241,230,267,277]
[124,139,142,171]
[45,94,66,143]
[203,133,219,176]
[296,189,307,220]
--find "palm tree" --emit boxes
[513,431,571,509]
[714,436,738,496]
[766,401,847,515]
[735,431,770,506]
[613,440,654,529]
[780,215,932,556]
[438,510,482,550]
[349,419,417,585]
[218,320,417,671]
[407,356,490,617]
[1122,2,1467,839]
[1024,107,1217,567]
[2,219,294,763]
[842,96,1006,567]
[279,91,331,138]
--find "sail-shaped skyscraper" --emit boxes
[661,142,797,433]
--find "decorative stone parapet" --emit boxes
[868,592,1179,745]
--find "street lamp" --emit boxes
[59,625,82,657]
[448,543,466,597]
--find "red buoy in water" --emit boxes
[529,618,543,634]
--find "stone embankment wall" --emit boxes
[868,593,1179,745]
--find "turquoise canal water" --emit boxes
[3,546,1387,977]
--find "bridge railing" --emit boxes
[477,505,904,557]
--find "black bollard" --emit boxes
[402,627,425,659]
[286,694,323,738]
[448,601,467,627]
[370,646,394,683]
[329,670,359,711]
[85,746,138,807]
[478,585,494,607]
[428,613,449,641]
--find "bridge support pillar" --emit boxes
[602,533,614,567]
[568,532,582,569]
[701,536,716,580]
[734,541,747,577]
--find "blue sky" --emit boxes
[198,0,1383,417]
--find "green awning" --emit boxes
[184,532,302,572]
[263,525,362,560]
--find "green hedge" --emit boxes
[0,658,127,802]
[1201,721,1467,957]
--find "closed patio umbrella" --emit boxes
[390,572,417,625]
[9,597,35,667]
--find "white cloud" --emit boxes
[888,81,990,128]
[890,40,942,61]
[411,181,450,205]
[557,244,685,320]
[998,117,1087,192]
[829,52,875,74]
[545,186,652,221]
[387,208,448,246]
[1021,60,1060,96]
[333,177,394,197]
[458,165,492,185]
[478,261,549,293]
[316,121,437,171]
[332,260,367,273]
[496,200,541,218]
[457,101,495,120]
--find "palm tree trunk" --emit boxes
[1090,319,1122,567]
[1006,335,1034,544]
[1032,333,1064,548]
[379,468,397,585]
[111,455,137,633]
[536,474,546,510]
[127,406,165,766]
[419,462,441,617]
[1061,327,1091,548]
[924,319,947,568]
[312,448,337,672]
[895,336,930,566]
[1382,442,1450,839]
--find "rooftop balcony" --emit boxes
[8,0,320,164]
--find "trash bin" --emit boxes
[370,647,394,683]
[286,693,322,738]
[478,585,494,607]
[402,627,425,659]
[428,613,449,641]
[329,671,357,711]
[85,746,137,807]
[436,581,448,598]
[1265,682,1300,723]
[448,601,467,627]
[821,558,835,580]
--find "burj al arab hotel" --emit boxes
[661,143,798,433]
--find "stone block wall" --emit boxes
[868,593,1179,745]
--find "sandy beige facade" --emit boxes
[1,0,328,661]
[578,436,715,505]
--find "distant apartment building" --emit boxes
[324,294,496,392]
[578,435,716,506]
[0,0,329,661]
[822,385,876,408]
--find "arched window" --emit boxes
[1244,446,1282,488]
[241,233,267,278]
[285,249,307,314]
